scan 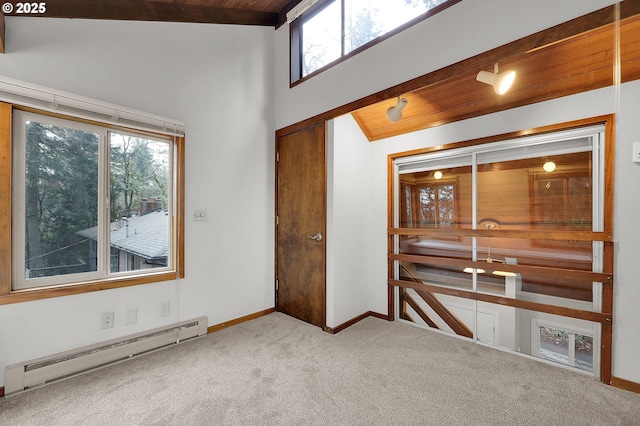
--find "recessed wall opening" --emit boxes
[389,118,613,380]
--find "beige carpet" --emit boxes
[1,312,639,425]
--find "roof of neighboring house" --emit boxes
[77,209,169,261]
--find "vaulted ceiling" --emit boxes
[3,1,640,143]
[0,0,302,53]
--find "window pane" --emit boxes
[344,0,445,53]
[475,151,594,303]
[23,121,99,279]
[537,325,593,372]
[109,133,170,272]
[302,0,341,77]
[575,334,594,372]
[538,325,570,365]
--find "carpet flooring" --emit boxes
[1,312,639,425]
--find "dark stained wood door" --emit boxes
[276,123,326,328]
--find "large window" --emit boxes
[291,0,455,84]
[400,175,460,229]
[2,107,184,300]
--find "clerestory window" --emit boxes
[290,0,457,85]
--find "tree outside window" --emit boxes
[297,0,450,80]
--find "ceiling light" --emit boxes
[476,63,516,95]
[463,267,486,274]
[543,161,556,172]
[386,97,408,122]
[434,171,443,179]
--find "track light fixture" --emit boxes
[476,63,516,95]
[386,96,408,122]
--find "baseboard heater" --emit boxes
[4,316,208,397]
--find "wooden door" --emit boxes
[275,123,326,328]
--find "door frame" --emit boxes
[274,121,327,329]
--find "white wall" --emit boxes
[275,0,618,129]
[612,80,640,383]
[0,17,275,387]
[1,0,637,391]
[276,0,640,383]
[326,116,372,327]
[360,82,640,384]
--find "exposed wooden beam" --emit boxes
[4,0,279,26]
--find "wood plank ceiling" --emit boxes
[2,0,299,26]
[352,3,640,141]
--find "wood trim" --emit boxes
[175,136,185,279]
[611,376,640,394]
[387,155,395,321]
[414,288,473,338]
[0,271,179,305]
[402,264,471,336]
[0,104,186,305]
[601,241,615,384]
[600,110,615,384]
[324,310,388,334]
[0,102,11,297]
[403,293,439,329]
[0,13,5,54]
[275,118,326,139]
[206,308,276,334]
[390,279,611,324]
[0,385,4,398]
[391,254,612,288]
[389,228,612,242]
[276,2,636,138]
[388,115,615,162]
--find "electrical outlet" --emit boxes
[160,301,170,317]
[125,308,137,325]
[101,311,114,329]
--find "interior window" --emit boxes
[391,124,608,377]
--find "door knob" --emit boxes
[307,233,323,241]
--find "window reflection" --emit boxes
[393,126,606,376]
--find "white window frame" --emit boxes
[12,110,174,290]
[393,124,605,377]
[531,318,595,373]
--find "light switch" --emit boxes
[193,209,206,221]
[633,142,640,163]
